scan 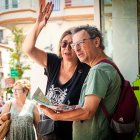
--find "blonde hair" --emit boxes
[13,79,31,91]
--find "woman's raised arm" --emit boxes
[22,2,54,67]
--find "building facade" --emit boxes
[0,0,95,93]
[0,0,139,94]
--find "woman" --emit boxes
[0,96,5,113]
[1,79,41,140]
[22,2,90,140]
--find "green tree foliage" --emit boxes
[9,26,30,78]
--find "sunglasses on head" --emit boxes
[60,41,72,49]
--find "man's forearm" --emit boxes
[54,107,91,121]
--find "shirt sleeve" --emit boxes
[85,66,111,98]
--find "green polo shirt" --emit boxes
[73,62,121,140]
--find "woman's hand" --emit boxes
[36,2,54,28]
[22,1,54,66]
[0,112,11,122]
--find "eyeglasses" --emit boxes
[60,41,72,49]
[70,38,94,50]
[12,88,23,94]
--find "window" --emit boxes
[65,0,94,7]
[12,0,18,8]
[0,30,3,43]
[52,0,60,11]
[100,0,112,57]
[5,0,9,9]
[3,0,19,10]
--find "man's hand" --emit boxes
[39,105,58,120]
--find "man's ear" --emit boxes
[94,37,100,48]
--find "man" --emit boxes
[40,25,121,140]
